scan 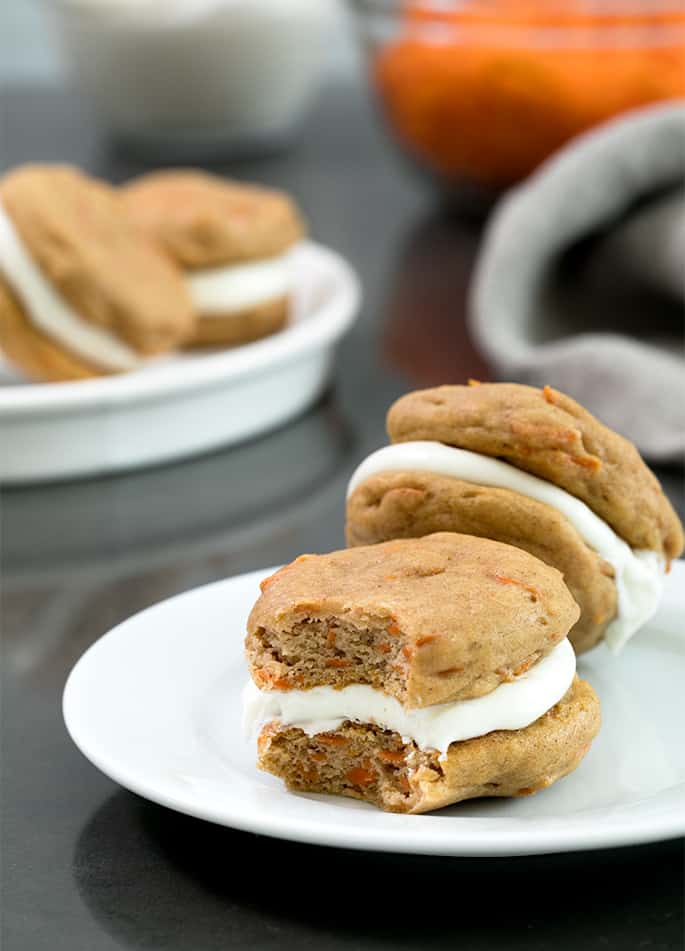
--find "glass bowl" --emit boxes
[353,1,685,202]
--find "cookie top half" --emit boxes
[1,165,194,353]
[121,170,305,270]
[387,383,684,561]
[246,532,579,708]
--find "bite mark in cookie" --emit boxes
[243,535,598,813]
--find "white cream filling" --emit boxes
[347,441,666,652]
[243,637,576,754]
[187,251,293,317]
[0,203,143,372]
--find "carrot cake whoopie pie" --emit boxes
[243,533,600,814]
[0,164,194,381]
[346,383,684,654]
[122,169,305,349]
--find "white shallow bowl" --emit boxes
[63,561,685,857]
[0,241,360,483]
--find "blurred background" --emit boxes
[1,5,684,950]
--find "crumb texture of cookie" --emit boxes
[121,169,305,269]
[246,533,580,708]
[256,675,600,814]
[387,383,683,561]
[346,470,618,654]
[1,164,194,355]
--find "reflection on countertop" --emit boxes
[2,393,356,686]
[382,211,490,387]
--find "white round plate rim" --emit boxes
[63,562,685,857]
[0,240,359,416]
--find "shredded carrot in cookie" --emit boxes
[570,453,602,472]
[493,575,541,600]
[415,634,439,647]
[378,750,407,765]
[346,767,376,787]
[317,734,349,747]
[437,666,464,677]
[326,658,352,669]
[253,670,296,691]
[512,657,535,677]
[386,621,402,637]
[402,646,415,661]
[377,641,392,654]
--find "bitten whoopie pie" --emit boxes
[346,383,684,654]
[121,170,305,349]
[0,164,194,381]
[243,533,600,814]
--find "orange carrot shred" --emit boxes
[379,750,406,765]
[416,634,439,647]
[494,575,541,599]
[317,734,349,747]
[346,767,376,787]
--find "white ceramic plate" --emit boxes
[63,561,685,857]
[0,241,360,483]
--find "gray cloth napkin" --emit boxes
[470,103,685,462]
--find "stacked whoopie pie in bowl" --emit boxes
[0,165,194,381]
[122,170,305,350]
[244,382,682,812]
[0,165,306,382]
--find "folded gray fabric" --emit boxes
[471,103,685,462]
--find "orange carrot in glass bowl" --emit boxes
[369,1,685,189]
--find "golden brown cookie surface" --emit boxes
[121,169,304,269]
[257,675,600,814]
[346,470,617,654]
[246,533,580,709]
[387,383,684,561]
[187,296,288,349]
[1,164,194,355]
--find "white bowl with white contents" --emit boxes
[49,0,336,157]
[0,241,360,483]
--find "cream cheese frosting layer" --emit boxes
[243,637,576,754]
[347,441,666,652]
[0,203,143,372]
[187,251,293,317]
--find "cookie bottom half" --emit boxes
[0,276,101,381]
[186,295,288,349]
[256,674,600,814]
